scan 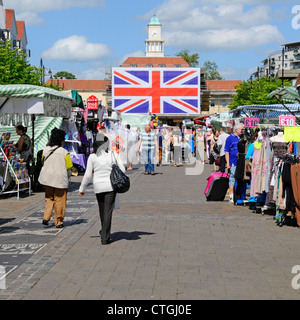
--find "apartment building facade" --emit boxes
[258,41,300,82]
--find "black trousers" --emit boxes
[96,191,116,242]
[220,155,226,173]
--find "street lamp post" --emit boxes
[282,47,285,87]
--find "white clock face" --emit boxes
[151,31,158,38]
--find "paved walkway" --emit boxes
[1,162,300,300]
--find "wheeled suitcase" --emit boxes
[204,172,229,201]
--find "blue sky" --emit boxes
[4,0,300,81]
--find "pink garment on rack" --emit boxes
[250,144,261,198]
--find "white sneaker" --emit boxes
[229,197,234,203]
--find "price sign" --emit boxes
[244,118,259,128]
[284,127,300,142]
[279,116,295,126]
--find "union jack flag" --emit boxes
[112,67,200,114]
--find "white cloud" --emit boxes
[42,35,111,62]
[3,0,104,12]
[79,67,106,80]
[164,25,284,52]
[15,12,44,26]
[145,0,195,21]
[199,0,293,4]
[147,0,285,52]
[119,50,144,65]
[166,5,271,31]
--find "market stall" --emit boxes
[0,84,75,197]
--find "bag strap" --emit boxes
[44,146,60,163]
[111,150,117,165]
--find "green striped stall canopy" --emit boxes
[268,86,300,103]
[0,84,75,118]
[0,84,74,100]
[0,116,63,158]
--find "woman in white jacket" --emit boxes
[79,135,125,245]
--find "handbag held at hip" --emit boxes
[110,152,130,193]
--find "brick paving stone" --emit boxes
[1,163,300,300]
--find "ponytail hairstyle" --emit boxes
[16,125,27,134]
[93,134,109,155]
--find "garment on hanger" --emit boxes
[281,161,295,211]
[254,135,272,195]
[291,163,300,227]
[265,137,272,192]
[265,142,289,206]
[250,141,262,197]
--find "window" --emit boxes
[130,64,137,67]
[174,64,181,68]
[2,30,10,40]
[146,64,153,68]
[13,40,21,49]
[210,101,215,108]
[159,64,166,68]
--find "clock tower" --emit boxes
[145,15,164,57]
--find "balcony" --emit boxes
[292,54,300,61]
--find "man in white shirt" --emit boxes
[217,128,229,173]
[137,125,158,175]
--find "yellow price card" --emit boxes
[284,126,300,142]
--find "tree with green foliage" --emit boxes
[202,61,223,80]
[0,41,42,85]
[175,50,224,80]
[53,71,76,80]
[175,49,200,67]
[228,77,292,110]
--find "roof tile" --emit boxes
[121,57,190,67]
[46,79,108,90]
[5,9,14,29]
[16,21,25,39]
[206,80,242,91]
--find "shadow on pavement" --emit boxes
[0,218,15,226]
[90,231,155,242]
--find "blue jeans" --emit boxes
[142,148,155,173]
[229,165,236,186]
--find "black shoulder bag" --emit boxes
[110,151,130,193]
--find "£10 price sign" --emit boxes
[279,116,295,126]
[244,118,259,128]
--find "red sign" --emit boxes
[87,95,99,110]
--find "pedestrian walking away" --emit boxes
[172,129,181,167]
[137,124,158,175]
[38,128,73,228]
[78,134,125,245]
[217,128,230,173]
